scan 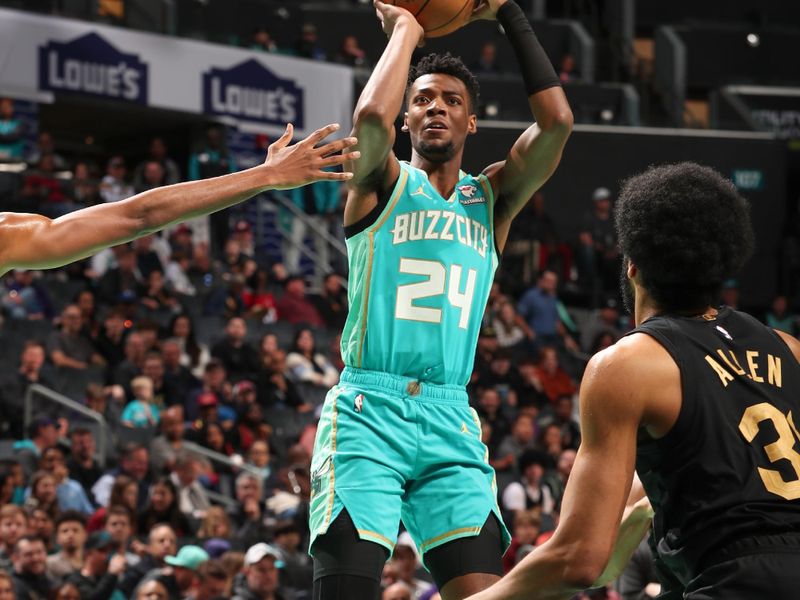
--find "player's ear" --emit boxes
[467,113,477,135]
[401,113,409,133]
[626,259,637,280]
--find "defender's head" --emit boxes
[615,162,754,316]
[403,53,480,163]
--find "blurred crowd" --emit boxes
[1,96,799,600]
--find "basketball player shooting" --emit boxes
[0,123,357,276]
[466,164,800,600]
[307,1,572,599]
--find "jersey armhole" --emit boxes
[343,170,402,239]
[477,174,502,260]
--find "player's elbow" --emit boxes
[541,107,574,137]
[561,547,608,589]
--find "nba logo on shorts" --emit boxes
[354,394,364,413]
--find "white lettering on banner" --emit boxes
[211,79,297,122]
[48,52,140,99]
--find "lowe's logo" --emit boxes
[38,32,148,104]
[203,59,304,127]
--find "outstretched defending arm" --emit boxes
[473,0,573,251]
[0,123,357,275]
[344,1,424,224]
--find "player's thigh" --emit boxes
[401,403,510,560]
[310,384,413,553]
[685,552,800,599]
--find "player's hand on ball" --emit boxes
[470,0,508,22]
[262,123,360,190]
[374,0,425,46]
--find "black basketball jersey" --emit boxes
[629,306,800,585]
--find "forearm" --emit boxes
[354,21,420,124]
[133,164,275,233]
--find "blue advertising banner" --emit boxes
[202,59,305,128]
[38,32,148,104]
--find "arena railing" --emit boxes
[24,383,108,467]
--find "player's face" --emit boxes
[405,74,476,163]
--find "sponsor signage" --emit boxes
[38,32,148,104]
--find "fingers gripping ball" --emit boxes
[392,0,478,37]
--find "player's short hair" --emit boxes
[615,162,754,313]
[55,510,87,530]
[407,52,480,112]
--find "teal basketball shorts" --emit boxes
[308,367,511,566]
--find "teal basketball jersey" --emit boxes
[341,161,499,386]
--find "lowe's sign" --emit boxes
[203,59,304,128]
[38,32,148,104]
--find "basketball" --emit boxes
[391,0,478,38]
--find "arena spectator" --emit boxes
[54,582,81,600]
[164,250,195,297]
[211,318,260,383]
[227,473,270,552]
[0,506,28,572]
[250,27,278,53]
[580,296,625,353]
[48,304,104,371]
[99,156,134,203]
[122,376,161,428]
[558,53,577,83]
[86,475,137,533]
[765,294,797,335]
[0,97,25,160]
[387,533,431,600]
[69,162,100,206]
[243,269,277,324]
[103,505,139,565]
[186,359,231,422]
[231,543,289,600]
[495,414,538,473]
[285,328,339,391]
[46,511,87,580]
[11,535,55,600]
[97,246,142,307]
[470,41,502,75]
[502,450,556,516]
[26,132,66,171]
[38,446,93,514]
[0,343,54,439]
[533,346,577,404]
[93,310,127,371]
[112,331,146,386]
[134,160,167,195]
[515,357,548,409]
[138,477,192,539]
[383,582,413,600]
[21,154,73,217]
[537,395,581,450]
[474,387,511,457]
[135,579,170,600]
[26,509,55,551]
[294,23,326,61]
[133,137,181,191]
[170,453,211,522]
[1,270,54,321]
[502,509,543,573]
[276,277,324,327]
[196,507,232,543]
[577,187,620,305]
[256,348,305,411]
[0,571,14,600]
[150,406,187,475]
[236,402,270,454]
[272,521,311,593]
[336,34,368,67]
[490,300,533,354]
[192,559,231,600]
[65,531,126,600]
[310,273,348,331]
[154,544,209,600]
[517,270,577,352]
[117,524,177,597]
[14,416,60,479]
[92,443,150,509]
[169,314,210,379]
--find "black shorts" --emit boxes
[685,533,800,599]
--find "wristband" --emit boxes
[497,0,561,96]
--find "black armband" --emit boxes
[497,0,561,96]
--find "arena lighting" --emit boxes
[746,33,760,47]
[485,102,499,118]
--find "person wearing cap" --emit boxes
[99,155,135,203]
[231,543,289,600]
[65,531,126,600]
[139,545,208,600]
[389,533,433,600]
[0,123,357,289]
[577,186,620,306]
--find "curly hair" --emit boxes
[407,52,480,111]
[615,162,754,312]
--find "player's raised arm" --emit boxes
[473,0,573,251]
[0,123,357,275]
[344,1,423,218]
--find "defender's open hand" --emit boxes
[262,123,360,190]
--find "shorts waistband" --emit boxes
[340,367,468,405]
[699,532,800,571]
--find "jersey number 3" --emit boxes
[739,403,800,500]
[395,258,477,329]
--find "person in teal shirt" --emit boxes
[0,98,25,161]
[121,376,161,428]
